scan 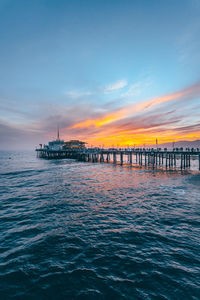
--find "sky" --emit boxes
[0,0,200,149]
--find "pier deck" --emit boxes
[36,148,200,170]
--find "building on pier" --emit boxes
[63,140,86,149]
[41,128,86,151]
[43,127,65,151]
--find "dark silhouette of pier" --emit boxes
[36,148,200,170]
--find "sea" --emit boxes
[0,150,200,299]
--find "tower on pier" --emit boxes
[57,126,60,141]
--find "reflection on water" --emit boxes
[0,151,200,299]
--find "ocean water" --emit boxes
[0,150,200,299]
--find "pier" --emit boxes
[36,148,200,170]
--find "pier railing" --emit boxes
[36,148,200,170]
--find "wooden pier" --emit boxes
[36,148,200,170]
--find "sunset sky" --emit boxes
[0,0,200,149]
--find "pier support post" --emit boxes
[100,153,104,162]
[152,153,155,168]
[130,152,132,164]
[106,153,110,162]
[120,152,123,164]
[199,155,200,170]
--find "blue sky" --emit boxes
[0,0,200,148]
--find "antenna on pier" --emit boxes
[156,138,158,149]
[57,125,60,140]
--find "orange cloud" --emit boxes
[71,81,200,130]
[63,81,200,146]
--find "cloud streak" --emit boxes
[1,81,200,149]
[71,81,200,130]
[58,80,200,146]
[104,79,128,93]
